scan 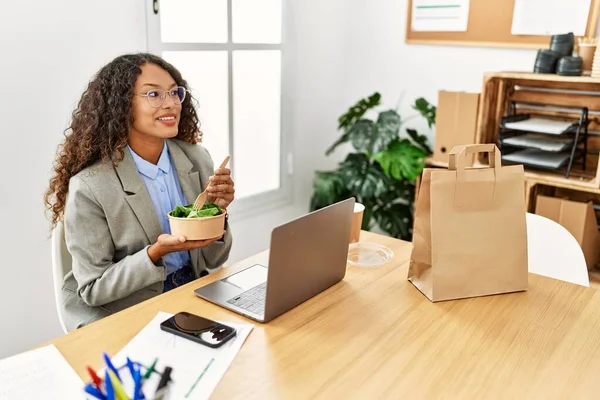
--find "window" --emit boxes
[146,0,292,216]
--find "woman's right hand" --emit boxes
[147,232,224,263]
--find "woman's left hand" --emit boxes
[207,167,235,209]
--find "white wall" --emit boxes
[288,0,355,211]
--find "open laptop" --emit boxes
[194,198,355,322]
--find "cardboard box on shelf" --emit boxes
[432,91,480,165]
[535,195,600,270]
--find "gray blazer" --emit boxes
[61,139,232,332]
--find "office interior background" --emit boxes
[0,0,587,358]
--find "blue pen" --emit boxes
[126,357,136,378]
[84,383,107,400]
[103,352,121,381]
[104,370,116,400]
[132,364,142,400]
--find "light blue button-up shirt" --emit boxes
[128,143,191,276]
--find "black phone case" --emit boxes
[160,322,237,348]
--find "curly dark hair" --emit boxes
[44,52,201,228]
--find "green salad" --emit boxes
[170,203,223,218]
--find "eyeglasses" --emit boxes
[136,86,188,108]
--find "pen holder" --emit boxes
[84,361,172,400]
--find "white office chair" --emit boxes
[526,212,589,287]
[51,221,72,333]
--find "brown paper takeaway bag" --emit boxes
[408,144,528,302]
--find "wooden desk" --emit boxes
[49,231,600,399]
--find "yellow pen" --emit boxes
[107,369,130,400]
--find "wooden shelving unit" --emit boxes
[475,72,600,189]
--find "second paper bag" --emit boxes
[408,144,528,302]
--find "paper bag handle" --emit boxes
[448,144,501,178]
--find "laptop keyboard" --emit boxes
[227,282,267,315]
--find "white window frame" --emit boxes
[145,0,294,220]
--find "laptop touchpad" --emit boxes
[223,264,267,290]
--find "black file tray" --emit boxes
[498,102,589,178]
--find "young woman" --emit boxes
[45,53,234,331]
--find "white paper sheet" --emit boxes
[503,117,574,135]
[511,0,591,36]
[111,311,253,400]
[502,133,574,152]
[0,345,83,400]
[503,148,571,169]
[411,0,470,32]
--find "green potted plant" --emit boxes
[309,92,435,240]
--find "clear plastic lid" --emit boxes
[347,242,394,268]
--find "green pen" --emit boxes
[143,358,158,380]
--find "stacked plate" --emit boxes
[556,56,583,76]
[550,32,574,57]
[534,49,560,73]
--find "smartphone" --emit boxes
[160,311,237,348]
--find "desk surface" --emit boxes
[49,231,600,399]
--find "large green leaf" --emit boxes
[349,110,401,154]
[413,97,436,128]
[374,202,413,240]
[327,95,399,156]
[406,128,433,155]
[309,170,348,211]
[373,139,427,181]
[374,110,401,150]
[348,119,377,154]
[337,92,381,132]
[327,110,401,156]
[338,153,389,199]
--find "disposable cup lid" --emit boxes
[347,242,394,268]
